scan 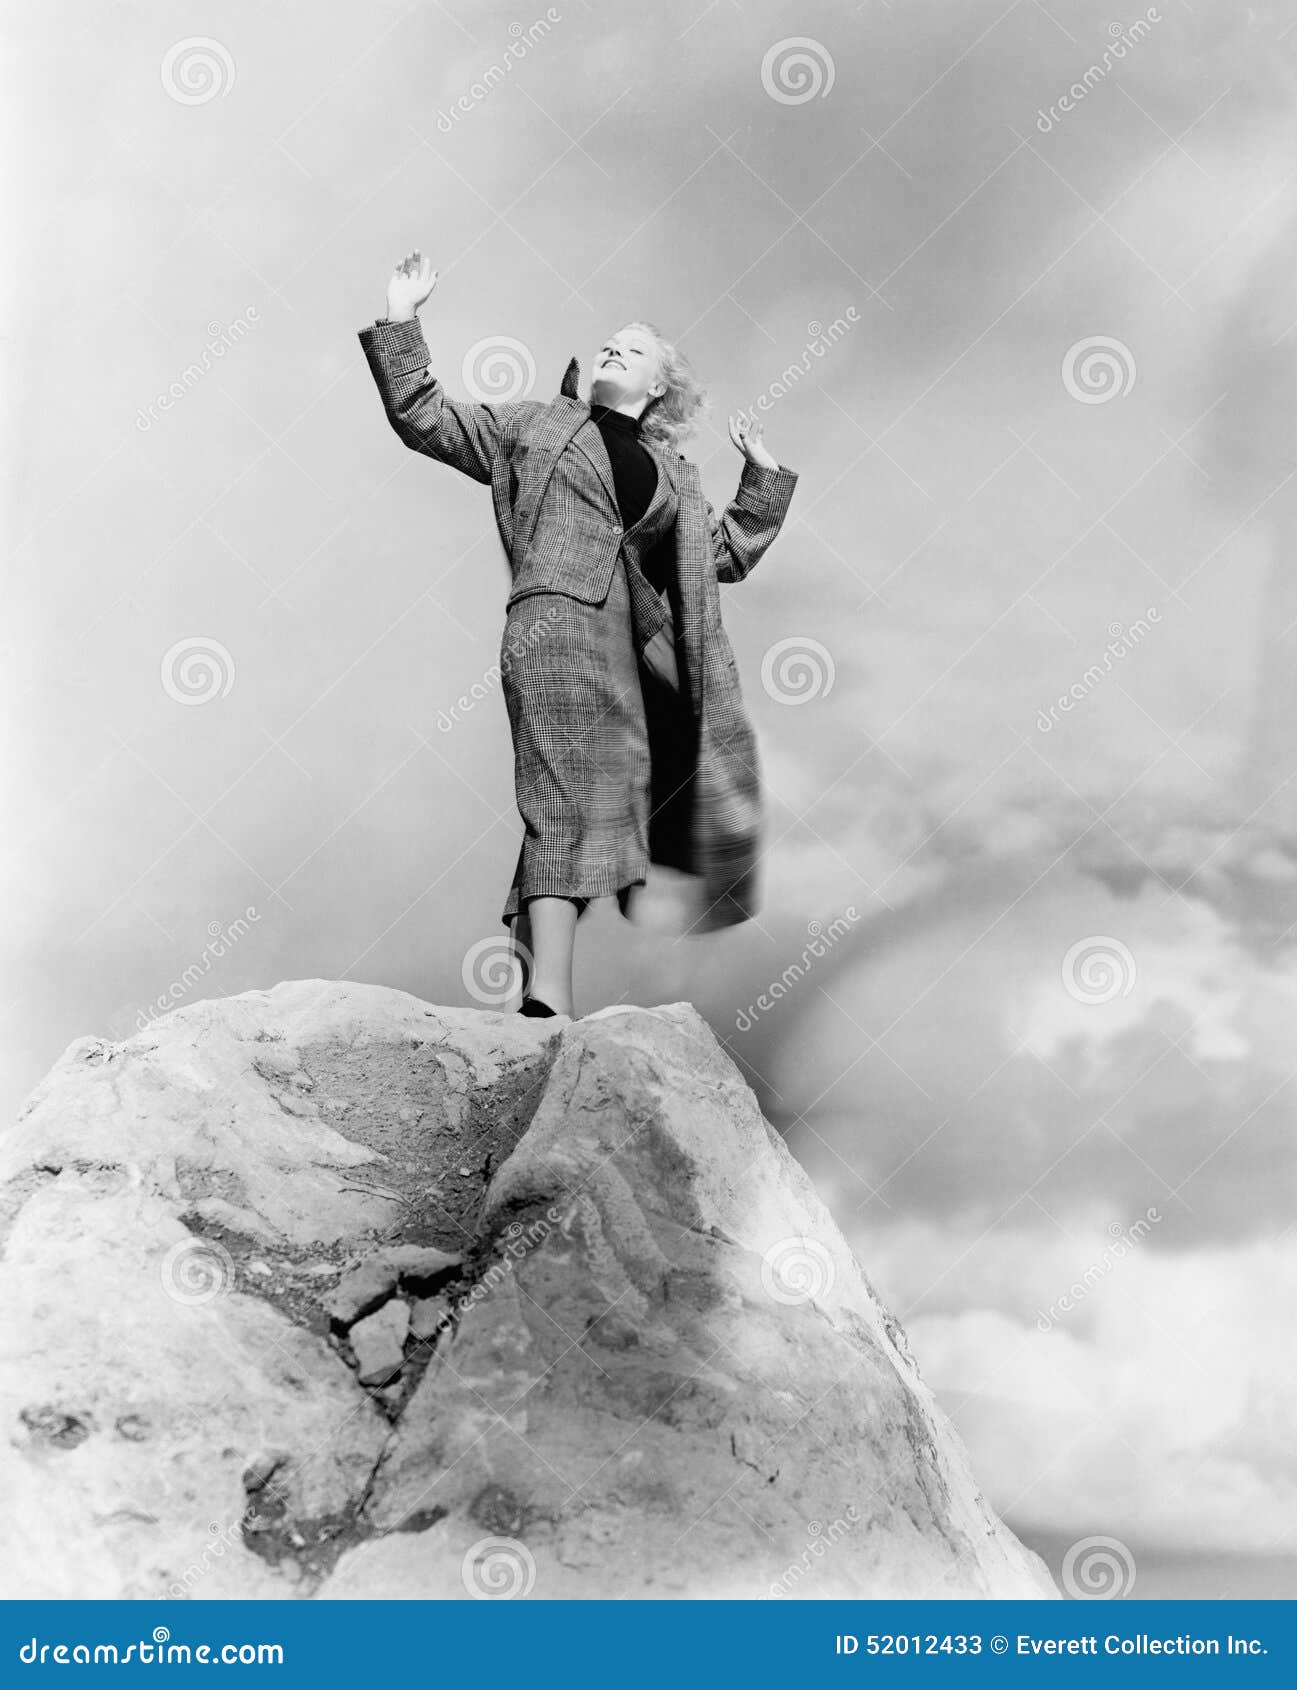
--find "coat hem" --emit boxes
[501,870,649,927]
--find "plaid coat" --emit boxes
[358,315,799,931]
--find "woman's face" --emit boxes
[590,324,664,410]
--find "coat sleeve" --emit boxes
[706,458,800,583]
[357,316,539,484]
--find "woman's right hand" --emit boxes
[385,250,439,323]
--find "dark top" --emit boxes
[588,402,672,594]
[589,402,656,530]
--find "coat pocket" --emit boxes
[507,529,621,609]
[507,439,563,559]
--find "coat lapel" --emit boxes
[559,353,678,526]
[571,424,618,511]
[507,362,597,556]
[551,354,619,511]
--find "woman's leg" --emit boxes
[511,895,578,1015]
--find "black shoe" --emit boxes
[518,996,558,1018]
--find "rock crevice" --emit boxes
[0,981,1056,1601]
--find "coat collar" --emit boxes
[557,354,693,490]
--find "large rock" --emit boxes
[0,982,1055,1600]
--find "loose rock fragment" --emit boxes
[325,1246,463,1327]
[325,1258,398,1327]
[349,1298,411,1386]
[385,1245,463,1282]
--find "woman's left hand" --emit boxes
[729,413,779,470]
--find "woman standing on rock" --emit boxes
[359,250,799,1018]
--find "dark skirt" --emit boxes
[499,556,696,925]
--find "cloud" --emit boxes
[871,1227,1297,1554]
[764,862,1296,1242]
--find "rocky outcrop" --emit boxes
[0,981,1056,1600]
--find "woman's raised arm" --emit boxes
[705,413,800,582]
[357,250,535,484]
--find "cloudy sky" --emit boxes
[5,0,1297,1595]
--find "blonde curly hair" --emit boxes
[621,320,710,455]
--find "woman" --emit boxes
[359,250,798,1018]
